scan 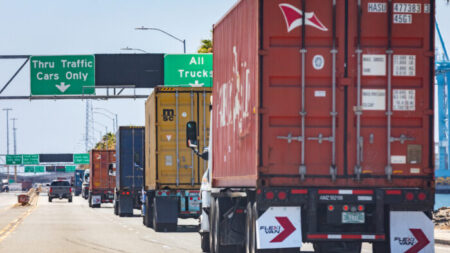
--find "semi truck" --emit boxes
[89,150,116,208]
[186,1,435,252]
[74,169,85,196]
[142,87,211,232]
[114,126,145,217]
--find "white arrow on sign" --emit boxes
[55,82,71,93]
[189,80,205,87]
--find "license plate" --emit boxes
[342,212,365,224]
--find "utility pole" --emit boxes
[11,118,17,183]
[3,108,12,180]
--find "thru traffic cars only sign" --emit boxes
[390,211,434,253]
[256,206,302,249]
[30,55,95,95]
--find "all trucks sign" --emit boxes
[164,54,212,87]
[30,55,95,95]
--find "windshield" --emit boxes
[50,181,70,187]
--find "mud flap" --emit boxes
[390,211,434,253]
[154,196,178,226]
[92,195,101,205]
[256,206,302,249]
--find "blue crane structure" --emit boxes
[435,21,450,191]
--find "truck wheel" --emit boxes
[152,199,162,232]
[143,197,153,227]
[48,197,52,203]
[68,198,72,203]
[212,198,235,253]
[245,202,254,253]
[201,233,210,252]
[114,201,119,215]
[88,194,92,208]
[313,242,362,253]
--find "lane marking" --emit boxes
[0,196,39,243]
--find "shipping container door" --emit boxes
[119,129,144,189]
[261,0,346,185]
[347,0,433,186]
[157,91,199,186]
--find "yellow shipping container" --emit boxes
[145,87,211,190]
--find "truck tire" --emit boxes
[212,198,235,253]
[48,197,52,203]
[152,200,162,232]
[209,198,216,253]
[245,202,255,253]
[143,196,153,227]
[313,242,362,253]
[88,193,92,208]
[201,233,210,253]
[68,197,72,203]
[114,201,119,215]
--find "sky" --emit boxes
[0,0,449,164]
[0,0,238,161]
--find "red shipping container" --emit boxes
[212,0,434,189]
[89,150,116,191]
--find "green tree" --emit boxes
[95,132,116,150]
[197,39,212,53]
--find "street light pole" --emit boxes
[120,47,148,53]
[3,108,12,180]
[93,111,116,133]
[135,26,186,54]
[94,108,118,133]
[11,118,17,182]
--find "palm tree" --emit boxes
[198,39,212,53]
[95,132,116,150]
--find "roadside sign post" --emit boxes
[30,55,95,95]
[164,54,213,87]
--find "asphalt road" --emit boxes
[0,192,449,253]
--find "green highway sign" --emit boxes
[73,153,90,164]
[23,154,39,165]
[6,155,22,165]
[30,55,95,95]
[25,166,35,173]
[164,54,212,87]
[65,166,76,172]
[35,166,45,173]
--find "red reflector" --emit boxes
[190,197,193,200]
[386,190,402,195]
[256,189,262,195]
[235,209,244,214]
[405,192,414,201]
[418,192,426,201]
[158,191,162,196]
[341,234,361,239]
[307,234,328,239]
[278,191,287,200]
[358,205,364,211]
[343,205,349,211]
[328,205,334,211]
[198,197,201,200]
[265,191,274,200]
[319,190,339,194]
[291,189,308,194]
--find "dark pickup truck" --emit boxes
[48,180,72,203]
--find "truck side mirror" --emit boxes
[186,121,198,148]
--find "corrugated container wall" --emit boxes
[145,87,212,190]
[90,150,116,190]
[116,126,145,190]
[212,0,434,189]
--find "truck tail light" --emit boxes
[418,192,426,201]
[405,192,414,201]
[277,191,287,200]
[342,205,349,211]
[49,188,52,193]
[126,191,130,195]
[265,191,274,200]
[328,205,335,212]
[357,205,364,211]
[69,188,72,193]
